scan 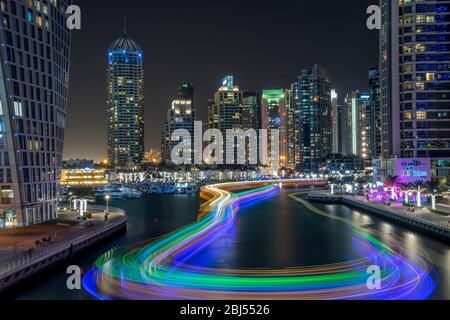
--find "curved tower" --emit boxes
[107,22,144,168]
[0,0,72,227]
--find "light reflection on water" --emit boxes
[10,188,450,300]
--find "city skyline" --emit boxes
[1,0,450,304]
[63,0,378,161]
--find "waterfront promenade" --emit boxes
[0,205,127,293]
[308,193,450,243]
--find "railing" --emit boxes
[0,206,126,280]
[345,196,450,232]
[308,193,450,233]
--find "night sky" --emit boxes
[63,0,379,161]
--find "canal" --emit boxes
[10,186,450,300]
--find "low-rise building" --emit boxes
[60,169,108,187]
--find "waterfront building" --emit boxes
[285,89,296,169]
[338,101,349,156]
[208,75,243,164]
[0,0,72,227]
[331,89,340,154]
[261,89,288,168]
[294,65,332,172]
[241,92,260,131]
[343,91,371,160]
[290,82,302,168]
[319,154,365,175]
[60,169,108,187]
[107,24,144,169]
[369,67,382,159]
[373,158,431,185]
[161,82,196,164]
[380,0,450,181]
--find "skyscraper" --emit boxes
[107,23,144,169]
[380,0,401,159]
[331,89,339,154]
[369,67,381,159]
[161,82,196,164]
[241,92,260,131]
[261,89,289,169]
[294,65,332,172]
[343,91,371,160]
[380,0,450,181]
[0,0,72,227]
[208,75,243,164]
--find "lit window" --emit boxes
[416,111,427,120]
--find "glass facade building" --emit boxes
[0,0,71,227]
[261,89,288,169]
[381,0,450,181]
[161,82,196,164]
[208,75,243,164]
[369,67,382,159]
[343,91,371,160]
[293,65,332,172]
[107,28,144,169]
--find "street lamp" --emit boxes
[417,188,422,208]
[431,193,437,210]
[105,194,111,213]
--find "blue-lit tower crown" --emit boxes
[107,23,145,168]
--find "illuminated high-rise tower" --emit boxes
[343,91,371,160]
[161,82,196,164]
[261,89,289,169]
[380,1,450,182]
[0,0,72,227]
[107,22,144,168]
[294,65,332,172]
[208,75,243,164]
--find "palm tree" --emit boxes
[425,180,443,210]
[410,181,428,207]
[385,175,399,187]
[425,180,441,194]
[385,176,399,200]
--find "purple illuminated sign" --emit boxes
[396,158,431,184]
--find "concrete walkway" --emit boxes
[0,208,122,263]
[349,195,450,226]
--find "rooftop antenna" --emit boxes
[123,16,128,35]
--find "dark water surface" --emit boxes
[10,187,450,300]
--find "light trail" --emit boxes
[83,180,436,300]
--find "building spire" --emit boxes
[123,16,128,36]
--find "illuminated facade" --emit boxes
[344,91,371,160]
[241,92,260,131]
[161,82,196,164]
[208,75,243,132]
[208,75,243,163]
[293,65,332,172]
[60,169,108,187]
[107,25,144,169]
[380,0,450,181]
[144,149,161,165]
[331,89,339,154]
[261,89,288,168]
[369,67,382,159]
[0,0,72,227]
